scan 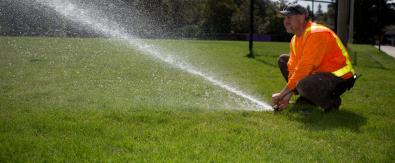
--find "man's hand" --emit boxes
[272,93,282,105]
[277,93,292,110]
[272,93,288,111]
[272,87,294,111]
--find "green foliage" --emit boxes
[2,0,395,42]
[203,0,237,33]
[354,0,395,43]
[0,37,394,161]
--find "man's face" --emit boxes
[283,14,305,34]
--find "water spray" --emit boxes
[26,0,273,111]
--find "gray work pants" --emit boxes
[278,54,347,110]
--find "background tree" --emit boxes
[306,5,313,20]
[315,4,324,22]
[353,0,395,44]
[1,0,394,43]
[264,0,291,41]
[202,0,237,34]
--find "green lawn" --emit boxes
[0,37,394,162]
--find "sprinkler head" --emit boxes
[273,105,280,111]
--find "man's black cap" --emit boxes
[280,4,309,18]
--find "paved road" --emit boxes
[375,45,395,58]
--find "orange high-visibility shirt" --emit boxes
[287,21,353,90]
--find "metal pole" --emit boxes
[312,0,315,21]
[378,0,381,51]
[247,0,254,58]
[336,0,350,46]
[349,0,354,44]
[334,0,338,33]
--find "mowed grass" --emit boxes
[0,37,394,162]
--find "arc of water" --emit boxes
[32,0,273,111]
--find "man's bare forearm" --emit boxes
[278,86,294,99]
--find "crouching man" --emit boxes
[272,4,357,112]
